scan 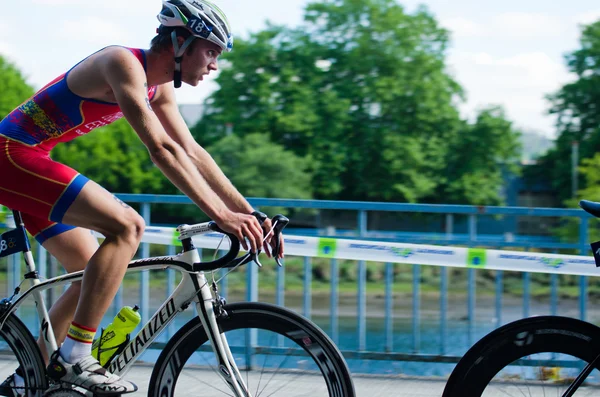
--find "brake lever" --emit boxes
[251,210,268,225]
[271,214,289,267]
[251,251,263,267]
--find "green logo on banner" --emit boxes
[467,248,487,267]
[317,238,337,258]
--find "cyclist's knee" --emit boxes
[111,212,146,247]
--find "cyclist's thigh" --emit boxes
[61,181,143,237]
[0,137,140,238]
[0,137,89,225]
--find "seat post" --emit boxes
[11,210,23,227]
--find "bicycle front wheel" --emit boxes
[0,312,47,396]
[149,302,355,397]
[443,316,600,396]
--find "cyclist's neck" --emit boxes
[144,48,175,87]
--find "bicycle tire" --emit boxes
[0,313,48,396]
[148,301,355,397]
[443,315,600,396]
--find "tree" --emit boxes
[195,0,520,204]
[440,106,522,205]
[0,56,34,118]
[532,19,600,204]
[206,133,312,199]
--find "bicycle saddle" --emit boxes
[580,200,600,218]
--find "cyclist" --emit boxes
[0,0,283,395]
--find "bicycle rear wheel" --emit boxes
[443,316,600,396]
[149,302,355,397]
[0,312,47,396]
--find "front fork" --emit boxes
[195,272,250,397]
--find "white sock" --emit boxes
[60,337,94,363]
[60,322,96,363]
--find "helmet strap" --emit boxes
[171,30,196,89]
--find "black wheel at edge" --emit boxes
[148,301,356,397]
[443,315,600,396]
[0,313,48,396]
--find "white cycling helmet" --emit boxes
[156,0,233,87]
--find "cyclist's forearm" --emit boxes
[150,143,231,222]
[189,146,254,214]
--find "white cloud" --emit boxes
[0,21,18,63]
[441,17,482,38]
[58,18,131,45]
[493,12,566,38]
[447,50,574,137]
[442,12,568,39]
[32,0,147,12]
[572,10,600,25]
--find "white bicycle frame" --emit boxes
[0,221,252,396]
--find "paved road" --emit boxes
[125,364,450,396]
[124,364,600,396]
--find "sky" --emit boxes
[1,0,599,139]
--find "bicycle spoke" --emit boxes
[178,364,234,396]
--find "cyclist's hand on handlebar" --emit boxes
[217,211,263,253]
[261,217,285,259]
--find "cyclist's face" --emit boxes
[182,40,221,87]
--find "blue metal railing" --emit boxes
[3,195,597,372]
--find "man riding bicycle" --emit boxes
[0,0,282,394]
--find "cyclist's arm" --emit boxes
[151,83,254,215]
[99,50,233,223]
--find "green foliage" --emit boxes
[206,133,312,199]
[555,154,600,247]
[0,56,34,118]
[440,106,522,205]
[532,19,600,203]
[51,119,168,194]
[195,0,521,205]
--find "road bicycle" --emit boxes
[0,209,355,397]
[442,199,600,396]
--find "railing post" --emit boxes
[357,210,367,351]
[246,253,258,369]
[440,267,448,355]
[468,268,476,347]
[495,270,503,328]
[445,214,454,240]
[140,202,151,326]
[580,276,587,322]
[468,214,477,242]
[358,261,366,351]
[551,273,558,316]
[385,262,393,352]
[523,272,531,318]
[330,258,339,345]
[303,257,312,319]
[412,264,421,353]
[580,216,589,321]
[276,261,285,346]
